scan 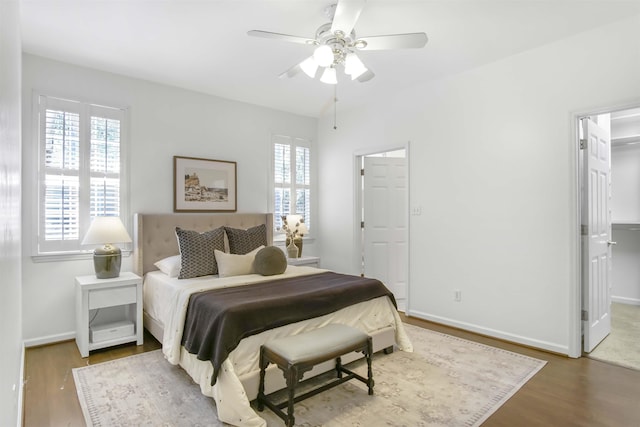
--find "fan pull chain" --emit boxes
[333,84,338,130]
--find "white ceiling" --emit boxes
[20,1,640,118]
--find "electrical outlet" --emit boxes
[411,206,422,216]
[454,290,461,302]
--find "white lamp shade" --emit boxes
[313,45,334,67]
[300,56,319,78]
[297,222,309,235]
[285,214,302,227]
[285,214,308,236]
[344,53,368,80]
[82,216,132,245]
[320,67,337,84]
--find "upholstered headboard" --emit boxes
[133,213,274,276]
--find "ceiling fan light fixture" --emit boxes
[320,67,337,84]
[344,53,367,79]
[300,57,319,78]
[313,45,334,67]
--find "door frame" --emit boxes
[353,142,411,296]
[570,100,640,358]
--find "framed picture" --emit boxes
[173,156,237,212]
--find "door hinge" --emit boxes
[580,139,587,150]
[581,225,588,236]
[361,221,365,228]
[581,310,588,321]
[361,168,364,176]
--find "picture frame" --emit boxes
[173,156,237,212]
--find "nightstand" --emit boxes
[75,272,143,357]
[287,256,320,268]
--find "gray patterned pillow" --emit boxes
[175,227,225,279]
[224,224,267,254]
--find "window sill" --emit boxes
[274,236,315,244]
[31,250,132,263]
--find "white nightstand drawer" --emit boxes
[89,285,137,309]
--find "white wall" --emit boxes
[21,54,317,343]
[0,1,24,425]
[318,15,640,355]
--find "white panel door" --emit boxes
[582,117,612,353]
[363,157,408,307]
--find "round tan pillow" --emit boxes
[253,246,287,276]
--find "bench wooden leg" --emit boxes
[257,347,268,411]
[366,337,374,395]
[285,365,298,427]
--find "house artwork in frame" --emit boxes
[174,156,237,212]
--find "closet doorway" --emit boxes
[579,106,640,370]
[356,147,409,311]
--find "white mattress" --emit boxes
[143,269,191,327]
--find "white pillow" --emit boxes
[154,255,181,278]
[214,246,264,278]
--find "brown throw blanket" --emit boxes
[181,272,396,385]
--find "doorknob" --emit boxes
[607,241,617,246]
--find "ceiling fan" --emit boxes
[247,0,428,84]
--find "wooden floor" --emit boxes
[23,317,640,427]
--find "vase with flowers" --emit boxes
[282,214,308,258]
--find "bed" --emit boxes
[132,213,412,427]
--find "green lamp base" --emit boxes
[93,245,122,279]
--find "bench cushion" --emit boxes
[263,324,368,365]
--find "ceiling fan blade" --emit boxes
[247,30,315,45]
[357,33,428,50]
[279,63,302,79]
[330,0,366,36]
[356,69,375,83]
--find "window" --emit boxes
[272,134,311,235]
[35,94,128,256]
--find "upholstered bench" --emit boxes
[257,324,374,427]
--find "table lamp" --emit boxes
[82,217,132,279]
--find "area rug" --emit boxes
[588,302,640,371]
[73,324,546,426]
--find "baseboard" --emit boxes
[611,296,640,306]
[23,331,75,348]
[406,309,570,356]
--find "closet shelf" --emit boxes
[611,111,640,121]
[611,135,640,146]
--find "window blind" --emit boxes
[272,135,311,233]
[36,95,127,255]
[43,108,81,243]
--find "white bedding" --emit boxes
[143,265,412,427]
